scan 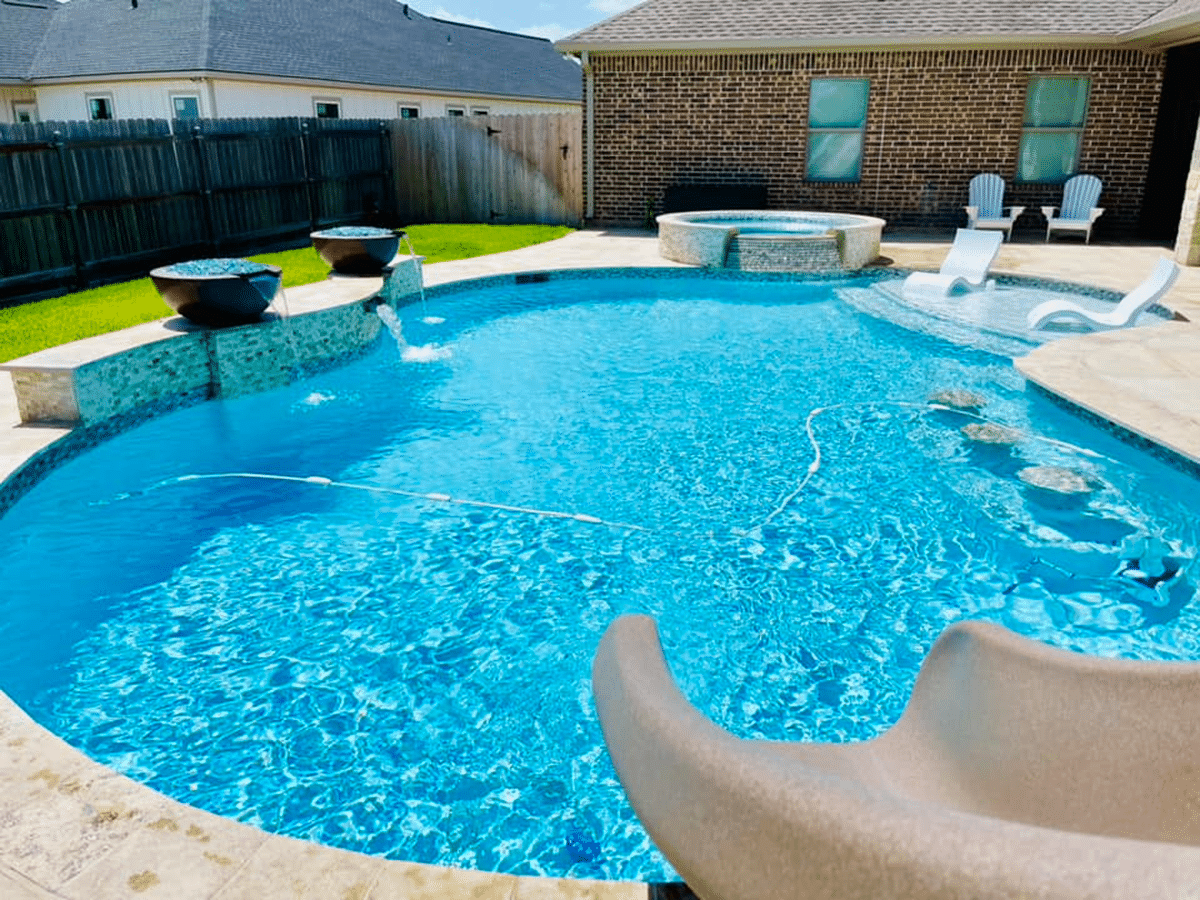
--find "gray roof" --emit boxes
[0,0,53,82]
[15,0,580,102]
[558,0,1199,50]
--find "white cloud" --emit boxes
[519,23,572,40]
[588,0,641,14]
[429,6,496,28]
[426,6,571,40]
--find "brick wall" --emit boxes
[583,48,1165,235]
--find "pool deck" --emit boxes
[2,228,1200,899]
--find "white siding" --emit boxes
[0,87,38,124]
[207,79,578,118]
[34,79,210,121]
[28,77,578,123]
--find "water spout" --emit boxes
[397,231,444,325]
[374,304,451,363]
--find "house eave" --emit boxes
[1120,12,1200,49]
[556,32,1156,55]
[22,69,580,104]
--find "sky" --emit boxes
[420,0,642,42]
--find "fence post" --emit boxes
[191,124,218,254]
[378,121,394,223]
[300,120,318,232]
[51,130,87,291]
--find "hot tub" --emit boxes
[657,209,886,272]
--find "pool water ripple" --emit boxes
[1,274,1199,881]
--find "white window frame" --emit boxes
[398,102,421,119]
[445,105,466,117]
[313,98,342,119]
[12,100,37,124]
[470,106,490,116]
[170,93,201,119]
[86,93,115,121]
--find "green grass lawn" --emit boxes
[0,223,573,363]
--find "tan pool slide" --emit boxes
[593,615,1200,899]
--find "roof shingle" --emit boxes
[15,0,580,102]
[558,0,1191,48]
[0,0,54,82]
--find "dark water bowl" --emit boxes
[311,231,400,275]
[151,263,282,327]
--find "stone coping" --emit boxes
[2,230,1200,899]
[1017,321,1200,468]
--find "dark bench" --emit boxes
[662,183,768,213]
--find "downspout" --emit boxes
[204,77,218,117]
[583,50,595,222]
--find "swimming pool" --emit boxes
[0,271,1197,882]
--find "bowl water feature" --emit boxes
[1,271,1198,882]
[150,257,282,327]
[312,226,402,275]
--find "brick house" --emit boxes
[556,0,1200,263]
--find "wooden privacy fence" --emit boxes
[393,113,581,226]
[0,118,392,304]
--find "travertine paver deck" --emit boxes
[0,227,1198,899]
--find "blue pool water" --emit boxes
[2,273,1199,881]
[729,223,830,235]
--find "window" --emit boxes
[314,100,341,119]
[446,105,465,117]
[171,94,200,119]
[806,79,869,182]
[12,101,37,124]
[87,94,114,121]
[398,104,420,119]
[1017,76,1089,183]
[471,106,489,116]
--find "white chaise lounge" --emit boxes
[1043,174,1105,243]
[593,615,1200,900]
[1027,257,1179,331]
[902,227,1003,296]
[964,172,1025,241]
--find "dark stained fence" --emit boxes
[0,117,393,305]
[392,113,581,226]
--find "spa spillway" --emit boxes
[657,209,885,272]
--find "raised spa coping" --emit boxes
[656,210,886,272]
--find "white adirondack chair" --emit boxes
[964,173,1025,241]
[1043,174,1105,243]
[1027,257,1179,331]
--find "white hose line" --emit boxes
[757,401,1108,529]
[168,472,649,533]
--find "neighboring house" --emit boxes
[557,0,1200,259]
[0,0,580,125]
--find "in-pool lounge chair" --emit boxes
[1027,257,1179,331]
[1043,174,1105,243]
[964,173,1025,241]
[594,615,1200,900]
[902,228,1003,297]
